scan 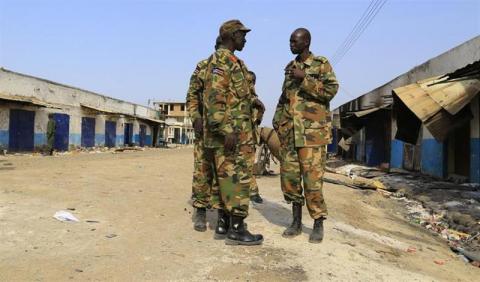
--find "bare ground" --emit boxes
[0,148,479,281]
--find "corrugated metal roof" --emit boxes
[81,104,164,124]
[393,76,479,142]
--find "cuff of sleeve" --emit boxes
[190,112,202,120]
[220,124,234,135]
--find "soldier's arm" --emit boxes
[300,58,339,104]
[205,59,234,135]
[272,79,288,131]
[186,62,204,121]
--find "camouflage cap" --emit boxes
[219,19,251,38]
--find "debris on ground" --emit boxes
[327,158,480,266]
[53,211,79,222]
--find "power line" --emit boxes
[331,0,387,66]
[331,0,377,64]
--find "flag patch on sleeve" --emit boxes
[212,68,225,76]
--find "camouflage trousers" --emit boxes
[191,139,217,208]
[207,144,254,217]
[249,147,259,196]
[280,141,328,219]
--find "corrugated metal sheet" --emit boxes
[81,104,164,124]
[393,76,479,142]
[348,104,390,118]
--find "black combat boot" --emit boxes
[225,215,263,246]
[193,207,207,232]
[250,194,263,203]
[214,209,229,239]
[282,202,302,238]
[309,217,325,243]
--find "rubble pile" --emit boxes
[326,159,480,267]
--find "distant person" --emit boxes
[247,70,265,204]
[203,19,264,245]
[46,114,56,156]
[273,28,339,243]
[186,36,222,232]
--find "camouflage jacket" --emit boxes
[272,52,339,147]
[186,59,208,122]
[203,47,255,148]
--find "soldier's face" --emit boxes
[290,32,308,54]
[233,31,247,51]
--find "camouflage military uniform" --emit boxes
[203,47,255,217]
[273,53,338,219]
[186,59,218,209]
[246,71,263,197]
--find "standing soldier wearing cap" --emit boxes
[273,28,338,243]
[203,19,264,245]
[186,36,223,232]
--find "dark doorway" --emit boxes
[451,122,470,177]
[124,123,133,146]
[174,128,180,144]
[81,117,95,147]
[53,113,70,151]
[105,121,117,148]
[9,109,35,152]
[139,124,146,147]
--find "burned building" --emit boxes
[334,36,480,183]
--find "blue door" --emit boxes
[105,121,116,147]
[53,113,70,151]
[9,109,35,152]
[139,125,146,147]
[81,117,95,147]
[124,123,133,146]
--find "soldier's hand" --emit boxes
[285,65,305,80]
[224,132,237,152]
[193,118,203,136]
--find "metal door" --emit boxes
[105,121,117,148]
[53,113,70,151]
[8,109,35,152]
[139,125,146,147]
[81,117,95,147]
[124,123,133,146]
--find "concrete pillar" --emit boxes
[69,113,81,148]
[0,106,9,150]
[116,117,125,146]
[133,119,140,145]
[34,109,48,149]
[421,126,446,178]
[390,115,404,169]
[470,96,480,183]
[95,114,106,146]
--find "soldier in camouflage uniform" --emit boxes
[273,28,339,243]
[246,70,265,204]
[186,36,223,232]
[203,19,264,245]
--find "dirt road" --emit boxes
[0,148,478,281]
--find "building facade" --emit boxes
[334,36,480,183]
[0,68,164,152]
[152,101,193,144]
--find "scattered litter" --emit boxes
[434,259,445,265]
[407,246,417,253]
[53,211,79,222]
[106,234,117,239]
[66,208,76,211]
[75,269,83,273]
[86,220,100,223]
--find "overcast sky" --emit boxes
[1,0,479,124]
